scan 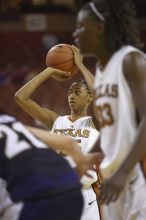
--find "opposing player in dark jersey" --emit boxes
[0,114,100,220]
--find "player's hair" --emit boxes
[81,0,143,53]
[73,79,92,95]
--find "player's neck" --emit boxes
[96,48,112,71]
[69,110,88,122]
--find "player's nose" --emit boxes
[69,96,75,103]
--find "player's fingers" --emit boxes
[99,186,119,204]
[104,190,115,204]
[98,184,108,202]
[85,173,92,178]
[60,71,71,76]
[72,45,80,53]
[105,190,120,204]
[89,152,101,161]
[99,189,111,204]
[53,68,70,75]
[71,45,77,50]
[91,167,96,172]
[110,192,119,202]
[84,170,94,178]
[61,73,71,78]
[71,45,76,51]
[58,72,71,80]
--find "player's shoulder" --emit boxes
[121,46,145,64]
[81,116,92,121]
[55,115,69,121]
[123,48,146,80]
[124,51,145,64]
[53,115,69,126]
[80,116,99,131]
[83,116,95,124]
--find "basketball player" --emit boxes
[15,68,101,220]
[72,0,146,219]
[0,113,100,220]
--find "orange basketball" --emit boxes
[46,44,77,76]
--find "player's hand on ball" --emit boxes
[71,45,83,68]
[49,67,71,81]
[46,44,77,76]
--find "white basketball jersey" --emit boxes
[94,46,145,179]
[52,115,101,220]
[52,115,99,154]
[52,115,100,187]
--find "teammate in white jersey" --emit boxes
[72,0,146,219]
[52,115,100,220]
[15,69,102,220]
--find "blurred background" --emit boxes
[0,0,146,171]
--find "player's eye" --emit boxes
[75,91,80,96]
[68,90,72,95]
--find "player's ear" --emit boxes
[87,94,93,104]
[95,21,105,37]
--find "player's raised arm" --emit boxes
[15,67,70,129]
[71,46,95,93]
[121,52,146,173]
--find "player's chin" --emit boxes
[82,47,93,57]
[69,103,78,111]
[69,103,76,108]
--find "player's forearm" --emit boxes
[119,118,146,174]
[28,126,84,164]
[78,63,95,92]
[15,68,53,100]
[50,134,83,163]
[89,136,101,153]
